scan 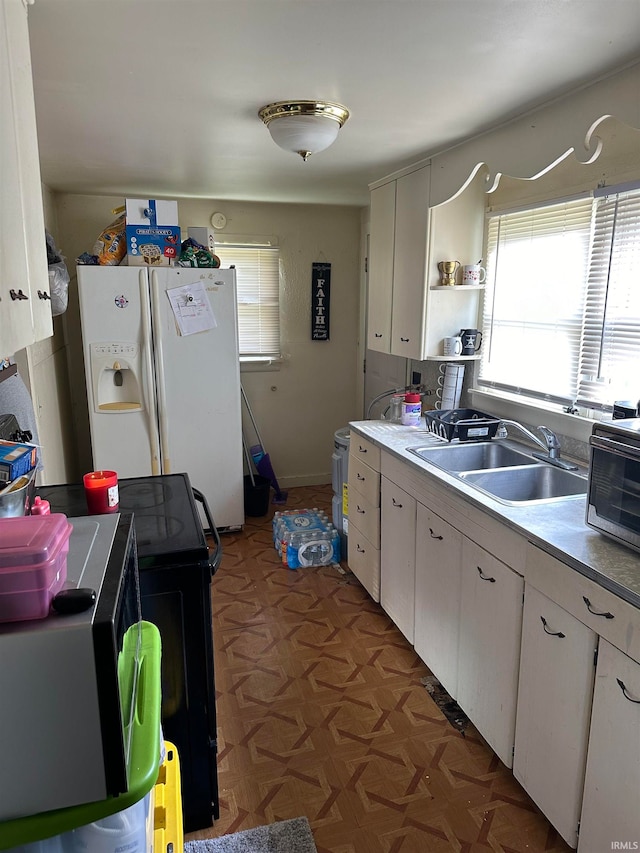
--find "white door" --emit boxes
[457,538,524,767]
[77,266,160,477]
[414,502,463,699]
[380,477,416,643]
[367,181,395,353]
[514,586,597,848]
[579,639,640,852]
[390,166,430,360]
[151,267,244,529]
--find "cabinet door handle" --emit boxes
[358,446,368,453]
[429,527,443,540]
[357,544,365,553]
[392,497,403,508]
[583,596,614,619]
[374,333,383,338]
[37,290,51,300]
[9,289,29,301]
[476,566,495,582]
[400,337,410,342]
[617,678,640,704]
[357,505,365,514]
[540,616,565,638]
[357,473,365,481]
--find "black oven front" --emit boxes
[587,419,640,553]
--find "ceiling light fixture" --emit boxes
[258,100,350,162]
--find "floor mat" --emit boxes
[184,817,317,853]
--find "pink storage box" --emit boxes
[0,514,73,622]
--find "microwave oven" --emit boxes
[0,513,144,822]
[587,418,640,553]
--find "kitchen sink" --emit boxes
[408,441,538,472]
[459,465,588,505]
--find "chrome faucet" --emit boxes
[497,419,578,470]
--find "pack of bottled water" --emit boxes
[272,508,341,569]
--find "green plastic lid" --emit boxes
[0,621,162,850]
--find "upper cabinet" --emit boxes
[367,163,486,361]
[0,0,52,356]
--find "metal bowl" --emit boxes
[0,468,36,517]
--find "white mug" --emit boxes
[461,264,486,285]
[443,335,463,356]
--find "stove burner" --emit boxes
[118,480,171,510]
[134,512,185,548]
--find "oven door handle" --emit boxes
[192,487,223,575]
[590,434,640,462]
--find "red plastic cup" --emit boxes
[83,470,119,514]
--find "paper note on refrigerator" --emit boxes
[166,281,217,336]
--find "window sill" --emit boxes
[469,387,600,445]
[240,357,283,373]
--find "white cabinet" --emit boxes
[367,165,430,359]
[367,164,485,360]
[0,0,51,356]
[457,538,524,767]
[514,585,597,848]
[414,501,462,699]
[579,639,640,852]
[347,435,381,602]
[380,477,416,643]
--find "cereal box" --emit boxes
[126,199,180,266]
[0,440,37,482]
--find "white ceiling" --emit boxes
[27,0,640,207]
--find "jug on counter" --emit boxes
[459,328,482,356]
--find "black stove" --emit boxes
[36,472,221,832]
[37,473,211,569]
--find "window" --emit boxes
[215,242,281,361]
[479,183,640,413]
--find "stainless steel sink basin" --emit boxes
[408,441,538,472]
[459,465,588,505]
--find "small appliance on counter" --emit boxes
[36,473,222,833]
[587,418,640,553]
[0,513,151,824]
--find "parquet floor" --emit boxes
[187,484,571,853]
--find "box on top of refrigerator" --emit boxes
[126,199,180,266]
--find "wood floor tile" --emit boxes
[186,484,571,853]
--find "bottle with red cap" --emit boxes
[401,392,422,426]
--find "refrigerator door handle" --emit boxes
[140,269,161,474]
[150,270,171,473]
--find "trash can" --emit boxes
[243,474,271,517]
[331,428,350,556]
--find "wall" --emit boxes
[53,195,363,486]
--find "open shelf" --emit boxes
[430,284,485,291]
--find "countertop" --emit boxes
[349,419,640,610]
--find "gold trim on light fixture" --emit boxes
[258,100,350,161]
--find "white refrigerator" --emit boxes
[77,264,244,529]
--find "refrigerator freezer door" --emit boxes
[78,266,161,477]
[151,268,244,529]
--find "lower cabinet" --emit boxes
[380,477,416,643]
[457,538,524,768]
[514,585,597,848]
[414,502,462,699]
[579,639,640,852]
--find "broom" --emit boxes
[241,384,288,504]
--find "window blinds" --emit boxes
[480,197,593,405]
[215,245,281,359]
[576,187,640,408]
